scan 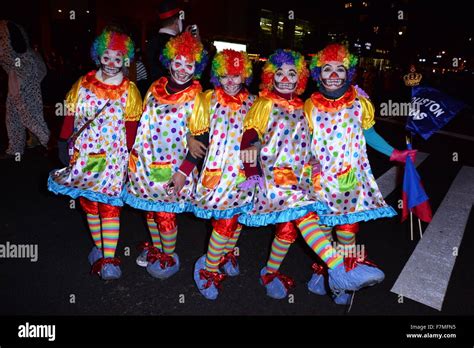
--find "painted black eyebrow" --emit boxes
[322,64,345,69]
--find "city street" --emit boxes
[1,111,473,316]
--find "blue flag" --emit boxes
[406,86,466,140]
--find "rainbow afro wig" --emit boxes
[210,49,252,87]
[91,28,135,66]
[309,43,358,83]
[160,31,208,79]
[260,49,309,95]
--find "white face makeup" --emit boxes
[100,49,124,77]
[219,75,242,96]
[321,61,347,91]
[170,55,195,85]
[273,63,298,94]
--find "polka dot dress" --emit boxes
[309,96,395,225]
[239,100,325,227]
[124,88,199,212]
[192,92,256,217]
[50,83,130,204]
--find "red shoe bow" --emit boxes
[148,251,176,269]
[145,246,163,264]
[218,251,238,269]
[91,257,121,275]
[261,271,295,290]
[311,263,327,275]
[344,252,378,272]
[199,269,227,289]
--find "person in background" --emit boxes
[0,20,49,159]
[135,49,149,96]
[146,0,183,82]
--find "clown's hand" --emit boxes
[238,175,264,190]
[390,149,417,164]
[169,171,187,195]
[187,134,207,159]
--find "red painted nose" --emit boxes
[281,76,289,82]
[329,72,339,78]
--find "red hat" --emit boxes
[158,0,181,20]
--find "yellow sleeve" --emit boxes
[125,81,143,121]
[189,89,213,136]
[243,97,273,140]
[359,96,376,130]
[303,98,314,133]
[65,77,83,115]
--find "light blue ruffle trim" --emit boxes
[238,201,327,227]
[121,190,192,213]
[47,173,124,207]
[189,202,254,220]
[318,205,397,227]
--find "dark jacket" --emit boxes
[146,31,174,82]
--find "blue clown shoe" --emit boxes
[308,273,327,295]
[331,290,353,305]
[194,255,226,300]
[259,267,294,300]
[146,253,180,279]
[91,257,122,281]
[88,246,102,266]
[328,263,383,292]
[356,264,385,284]
[101,263,122,280]
[219,251,240,277]
[307,263,327,295]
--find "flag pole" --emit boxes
[405,135,414,240]
[405,135,423,240]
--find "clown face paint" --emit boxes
[321,61,347,91]
[170,55,195,85]
[219,75,242,96]
[273,63,298,94]
[100,49,124,77]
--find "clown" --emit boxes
[48,28,142,280]
[238,49,382,300]
[305,43,416,304]
[171,49,256,299]
[123,32,208,280]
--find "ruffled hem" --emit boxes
[47,174,124,206]
[121,190,192,213]
[318,205,397,226]
[238,201,327,227]
[189,202,254,220]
